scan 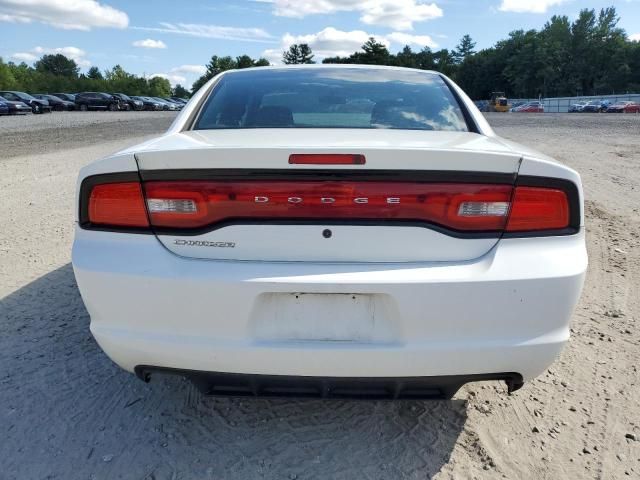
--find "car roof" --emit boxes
[220,64,440,77]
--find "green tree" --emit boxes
[34,54,79,78]
[191,54,269,93]
[434,49,456,76]
[415,47,437,70]
[453,35,476,63]
[172,84,190,98]
[283,44,315,64]
[395,45,418,68]
[148,76,172,97]
[323,37,390,65]
[86,66,103,80]
[105,64,130,82]
[0,57,17,89]
[235,54,256,69]
[537,15,572,97]
[191,55,237,92]
[359,37,391,64]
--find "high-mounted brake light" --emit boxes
[88,182,149,227]
[289,154,366,165]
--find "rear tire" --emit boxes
[108,103,117,112]
[79,104,88,112]
[32,104,42,114]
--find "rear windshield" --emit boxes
[194,68,469,132]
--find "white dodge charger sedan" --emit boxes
[72,66,587,399]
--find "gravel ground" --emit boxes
[0,111,177,159]
[1,112,639,479]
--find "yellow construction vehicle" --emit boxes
[489,92,511,112]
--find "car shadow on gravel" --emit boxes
[0,264,468,480]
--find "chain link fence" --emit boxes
[509,94,640,113]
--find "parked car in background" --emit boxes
[75,92,120,111]
[162,98,184,109]
[170,97,188,104]
[568,102,587,113]
[513,101,544,113]
[582,100,610,113]
[52,93,76,102]
[0,95,31,114]
[0,91,52,114]
[73,65,587,400]
[0,98,9,115]
[112,93,144,111]
[509,101,526,112]
[582,101,600,113]
[605,101,640,113]
[33,94,75,111]
[151,97,179,111]
[131,96,163,111]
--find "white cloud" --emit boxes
[171,64,207,75]
[360,1,443,30]
[0,12,29,23]
[11,52,38,62]
[498,0,568,13]
[149,73,187,86]
[264,27,437,64]
[261,48,286,65]
[630,33,640,42]
[133,22,274,43]
[386,32,437,49]
[149,65,206,88]
[270,0,442,31]
[11,46,91,67]
[283,27,387,60]
[132,39,167,49]
[0,0,128,30]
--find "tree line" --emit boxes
[322,6,640,99]
[0,54,188,98]
[191,6,639,100]
[1,6,638,100]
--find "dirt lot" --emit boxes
[1,112,639,479]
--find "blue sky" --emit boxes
[1,0,639,88]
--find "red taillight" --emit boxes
[143,181,513,231]
[81,176,575,236]
[289,154,366,165]
[88,182,149,227]
[506,187,569,231]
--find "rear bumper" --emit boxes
[135,367,524,399]
[72,227,587,384]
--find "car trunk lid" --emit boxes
[135,129,521,263]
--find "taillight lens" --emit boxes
[143,181,513,231]
[88,182,149,227]
[506,187,569,231]
[81,177,575,236]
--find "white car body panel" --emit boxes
[72,66,587,394]
[73,228,586,381]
